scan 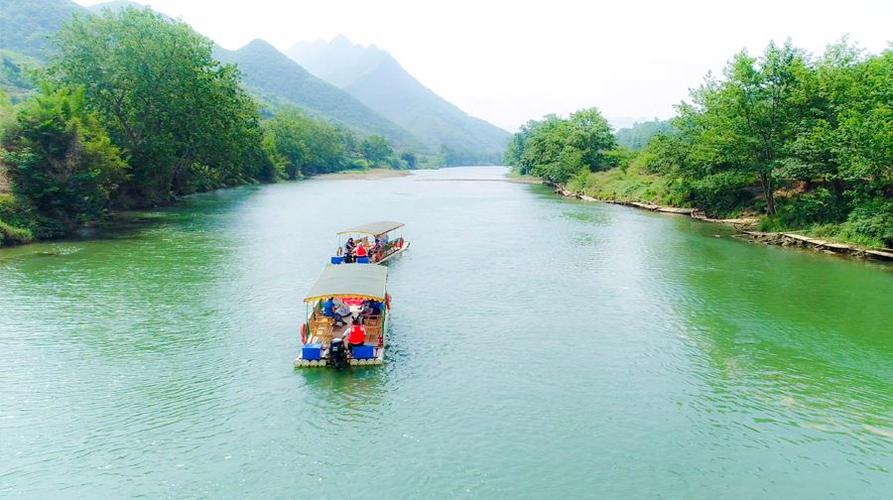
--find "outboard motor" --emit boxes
[329,338,348,370]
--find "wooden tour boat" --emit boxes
[295,264,390,368]
[332,221,410,264]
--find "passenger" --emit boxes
[360,300,375,317]
[372,238,382,260]
[355,242,368,259]
[345,317,366,347]
[369,301,383,315]
[322,297,336,317]
[333,299,351,326]
[344,237,356,263]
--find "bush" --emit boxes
[845,200,893,247]
[772,188,849,228]
[686,171,754,216]
[1,86,127,233]
[0,219,33,245]
[0,193,35,245]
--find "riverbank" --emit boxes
[550,182,893,263]
[505,172,545,185]
[0,168,414,249]
[312,168,411,180]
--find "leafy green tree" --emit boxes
[1,85,126,233]
[399,151,418,169]
[503,119,543,173]
[503,108,618,184]
[264,111,309,179]
[567,107,617,171]
[361,135,393,165]
[688,42,811,215]
[47,8,268,204]
[615,119,675,151]
[264,107,352,177]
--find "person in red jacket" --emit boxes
[355,242,368,259]
[346,318,366,347]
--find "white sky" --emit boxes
[76,0,893,131]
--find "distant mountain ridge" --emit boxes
[288,36,509,163]
[1,1,507,160]
[0,0,422,150]
[0,0,85,59]
[213,40,421,148]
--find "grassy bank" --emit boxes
[312,167,411,180]
[0,186,36,246]
[505,40,893,253]
[564,165,679,207]
[558,165,891,251]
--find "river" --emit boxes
[1,166,892,498]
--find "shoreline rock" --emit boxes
[550,182,893,264]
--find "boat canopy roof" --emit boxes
[304,264,388,303]
[337,221,404,237]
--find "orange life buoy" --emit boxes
[300,323,308,344]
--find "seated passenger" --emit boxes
[322,297,336,317]
[355,242,368,259]
[345,318,366,347]
[343,237,356,263]
[333,300,351,326]
[369,301,383,315]
[360,300,375,317]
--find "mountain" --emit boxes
[87,0,148,13]
[0,0,86,99]
[0,50,41,101]
[213,40,421,149]
[0,0,85,60]
[0,1,422,150]
[287,36,510,163]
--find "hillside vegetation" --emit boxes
[288,36,510,165]
[214,40,422,150]
[0,0,84,59]
[1,0,488,162]
[615,119,674,151]
[506,40,893,248]
[0,8,417,246]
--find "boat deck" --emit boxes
[294,313,385,368]
[375,242,410,264]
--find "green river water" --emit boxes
[1,166,892,498]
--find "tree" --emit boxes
[615,119,675,151]
[264,107,352,178]
[567,107,617,171]
[1,85,126,233]
[502,108,620,184]
[47,7,268,204]
[360,135,393,165]
[708,42,811,215]
[399,151,418,169]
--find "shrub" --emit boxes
[845,200,893,247]
[686,171,754,216]
[772,188,849,228]
[0,193,35,245]
[2,86,126,233]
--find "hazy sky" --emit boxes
[77,0,893,131]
